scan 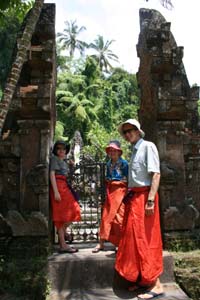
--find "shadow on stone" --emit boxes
[112,270,141,299]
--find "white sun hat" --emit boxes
[118,119,145,138]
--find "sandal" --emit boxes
[59,247,78,254]
[92,246,104,253]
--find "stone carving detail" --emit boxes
[164,205,199,230]
[160,161,176,183]
[26,164,49,194]
[69,130,83,164]
[6,210,48,236]
[137,8,200,231]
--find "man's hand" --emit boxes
[145,200,155,216]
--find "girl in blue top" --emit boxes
[92,140,128,252]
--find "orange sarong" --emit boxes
[99,181,127,246]
[50,175,81,229]
[115,186,163,286]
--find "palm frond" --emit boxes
[56,90,72,97]
[75,105,87,120]
[81,99,94,106]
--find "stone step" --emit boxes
[48,283,190,300]
[48,245,174,290]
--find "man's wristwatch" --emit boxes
[147,199,155,207]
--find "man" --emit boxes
[115,119,163,300]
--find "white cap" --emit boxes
[118,119,145,138]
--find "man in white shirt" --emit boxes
[115,119,163,299]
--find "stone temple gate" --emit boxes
[0,4,199,254]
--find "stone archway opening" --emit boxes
[0,4,199,256]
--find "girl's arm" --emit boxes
[50,170,61,201]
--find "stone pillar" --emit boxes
[0,4,56,256]
[137,9,200,245]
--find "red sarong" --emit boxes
[99,181,127,246]
[50,175,81,228]
[115,186,163,286]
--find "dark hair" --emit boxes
[52,140,70,156]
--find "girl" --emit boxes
[50,140,81,253]
[92,140,128,252]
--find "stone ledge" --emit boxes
[49,283,190,300]
[48,245,174,290]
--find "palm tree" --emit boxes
[0,0,44,137]
[89,35,119,73]
[146,0,173,8]
[57,20,88,58]
[160,0,173,8]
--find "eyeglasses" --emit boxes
[122,128,135,135]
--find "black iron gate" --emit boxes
[63,158,106,243]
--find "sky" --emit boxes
[45,0,200,86]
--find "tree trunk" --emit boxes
[0,0,44,137]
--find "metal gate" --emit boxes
[65,157,106,243]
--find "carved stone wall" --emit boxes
[0,4,56,254]
[137,8,200,235]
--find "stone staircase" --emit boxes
[48,244,191,300]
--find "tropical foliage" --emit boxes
[56,45,139,157]
[0,15,21,90]
[0,0,33,25]
[0,0,33,90]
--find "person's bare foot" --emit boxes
[92,245,104,253]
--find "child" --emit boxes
[50,140,81,253]
[92,140,128,252]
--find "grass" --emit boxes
[0,255,50,300]
[172,250,200,300]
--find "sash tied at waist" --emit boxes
[123,186,150,203]
[55,174,67,181]
[129,186,150,192]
